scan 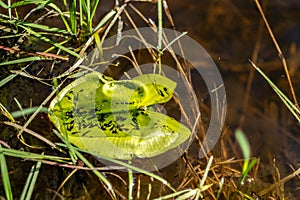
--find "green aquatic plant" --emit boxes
[48,72,191,160]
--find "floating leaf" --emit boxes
[48,72,191,160]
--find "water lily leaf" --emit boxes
[48,72,191,160]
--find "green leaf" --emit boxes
[48,72,191,160]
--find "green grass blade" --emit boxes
[0,0,8,8]
[94,32,103,58]
[128,161,133,200]
[235,129,250,172]
[19,25,80,58]
[15,21,69,34]
[53,130,77,163]
[74,150,117,199]
[88,0,101,32]
[11,0,71,32]
[7,0,11,19]
[10,0,52,11]
[20,165,34,200]
[157,0,162,50]
[58,144,177,193]
[249,60,300,122]
[36,0,52,10]
[48,3,71,33]
[90,0,100,21]
[11,0,49,8]
[51,78,78,163]
[157,0,163,73]
[69,0,77,34]
[0,33,24,39]
[235,129,257,188]
[20,159,42,200]
[240,158,257,186]
[0,145,13,200]
[11,106,49,118]
[85,0,91,32]
[0,56,44,66]
[0,103,15,122]
[93,10,116,33]
[96,155,176,192]
[216,177,224,199]
[0,74,17,88]
[79,0,83,28]
[199,156,213,190]
[2,147,70,163]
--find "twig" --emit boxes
[3,121,59,151]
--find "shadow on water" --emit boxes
[0,0,300,199]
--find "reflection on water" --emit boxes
[170,0,300,197]
[0,0,300,198]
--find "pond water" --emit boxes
[0,0,300,199]
[170,0,300,198]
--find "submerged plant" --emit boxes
[48,72,192,160]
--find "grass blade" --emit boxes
[74,150,117,199]
[19,25,80,58]
[157,0,162,50]
[79,0,83,28]
[69,0,77,34]
[2,147,70,162]
[0,145,13,200]
[235,129,257,187]
[153,189,193,200]
[0,103,15,122]
[20,159,42,200]
[15,21,69,34]
[85,0,91,32]
[235,129,250,178]
[58,144,176,193]
[249,60,300,122]
[11,0,49,8]
[95,154,176,192]
[53,129,77,163]
[0,74,17,88]
[90,0,100,22]
[0,0,8,8]
[10,1,72,33]
[199,156,213,190]
[128,161,133,200]
[93,10,116,33]
[11,106,48,119]
[88,0,101,33]
[8,0,11,18]
[0,56,45,66]
[48,3,71,32]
